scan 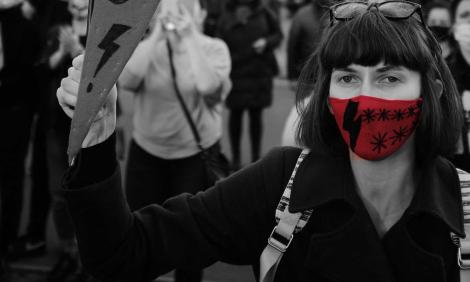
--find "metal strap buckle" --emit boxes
[458,247,470,270]
[267,227,294,253]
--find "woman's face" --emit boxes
[427,7,451,27]
[329,63,421,100]
[68,0,88,20]
[455,0,470,24]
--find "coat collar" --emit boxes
[288,151,465,237]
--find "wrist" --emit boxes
[82,116,116,148]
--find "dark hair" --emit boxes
[451,0,464,21]
[198,0,207,10]
[226,0,261,11]
[295,7,463,161]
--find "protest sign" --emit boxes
[67,0,161,163]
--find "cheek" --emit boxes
[386,82,421,100]
[329,83,359,99]
[406,77,422,100]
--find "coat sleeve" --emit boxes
[118,37,154,92]
[263,8,283,51]
[63,136,293,282]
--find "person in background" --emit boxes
[425,0,453,59]
[286,0,327,91]
[447,0,470,172]
[217,0,282,170]
[0,0,40,278]
[6,0,70,263]
[284,0,308,16]
[204,0,226,36]
[118,0,231,281]
[36,0,95,281]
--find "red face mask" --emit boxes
[328,96,422,161]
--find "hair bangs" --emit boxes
[319,10,432,72]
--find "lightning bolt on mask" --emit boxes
[328,96,422,161]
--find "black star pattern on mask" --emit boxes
[362,108,377,123]
[392,109,407,121]
[407,106,417,118]
[371,132,388,154]
[378,109,391,121]
[390,126,409,145]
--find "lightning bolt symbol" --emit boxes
[87,24,131,92]
[95,24,131,77]
[342,100,362,151]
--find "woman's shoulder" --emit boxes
[259,146,334,176]
[261,146,303,168]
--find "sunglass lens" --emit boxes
[379,2,417,19]
[334,2,367,20]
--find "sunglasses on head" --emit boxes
[329,0,425,27]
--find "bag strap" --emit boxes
[451,168,470,280]
[166,39,204,152]
[259,148,313,282]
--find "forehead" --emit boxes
[456,0,470,16]
[428,7,451,20]
[333,62,410,71]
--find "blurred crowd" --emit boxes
[1,0,470,281]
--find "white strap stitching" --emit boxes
[259,149,313,282]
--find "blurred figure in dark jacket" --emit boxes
[284,0,308,16]
[286,0,327,90]
[424,0,453,59]
[36,0,94,281]
[6,0,70,263]
[217,0,283,170]
[0,0,40,277]
[448,0,470,171]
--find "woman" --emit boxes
[217,0,283,169]
[425,0,453,58]
[448,0,470,172]
[117,0,231,281]
[57,1,464,281]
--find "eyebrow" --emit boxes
[333,65,402,73]
[376,65,402,73]
[333,67,357,73]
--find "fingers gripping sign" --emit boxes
[67,0,161,165]
[57,55,117,153]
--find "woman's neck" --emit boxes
[350,138,417,237]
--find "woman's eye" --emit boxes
[380,76,400,84]
[459,11,470,19]
[339,75,356,83]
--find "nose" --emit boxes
[358,76,374,98]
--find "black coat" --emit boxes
[64,135,464,282]
[217,5,283,109]
[447,50,470,167]
[0,6,40,109]
[286,3,327,80]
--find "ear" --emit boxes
[432,79,444,99]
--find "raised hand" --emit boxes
[57,55,117,148]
